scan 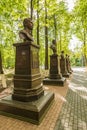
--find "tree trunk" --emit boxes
[37,0,39,45]
[59,31,62,52]
[54,14,57,41]
[0,51,3,74]
[30,0,33,36]
[45,0,48,69]
[83,28,87,66]
[30,0,33,20]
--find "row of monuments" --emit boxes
[43,40,72,86]
[0,18,72,125]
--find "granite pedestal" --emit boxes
[0,42,54,124]
[0,91,54,124]
[43,54,66,86]
[60,54,70,78]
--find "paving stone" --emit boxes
[54,68,87,130]
[0,67,87,130]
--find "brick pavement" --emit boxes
[0,77,68,130]
[54,67,87,130]
[0,67,87,130]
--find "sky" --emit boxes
[65,0,82,51]
[65,0,75,11]
[58,0,81,51]
[68,35,82,51]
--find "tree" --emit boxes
[0,0,29,68]
[0,0,73,68]
[72,0,87,65]
[44,0,48,69]
[37,0,40,45]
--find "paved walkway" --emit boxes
[54,67,87,130]
[0,67,87,130]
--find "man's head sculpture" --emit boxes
[50,39,57,54]
[23,18,33,30]
[19,18,34,42]
[61,51,65,59]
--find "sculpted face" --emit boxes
[23,18,33,30]
[19,18,34,41]
[52,39,56,45]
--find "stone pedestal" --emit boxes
[12,42,44,102]
[60,56,69,78]
[43,54,66,86]
[0,42,54,124]
[66,55,73,74]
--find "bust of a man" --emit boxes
[50,39,57,54]
[60,51,65,59]
[19,18,34,42]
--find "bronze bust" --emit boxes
[60,51,65,60]
[50,39,57,54]
[19,18,34,42]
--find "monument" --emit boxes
[0,18,54,124]
[43,40,66,86]
[60,51,69,77]
[65,54,72,74]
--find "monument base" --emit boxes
[43,77,66,86]
[62,73,70,78]
[0,91,54,125]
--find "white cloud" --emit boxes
[69,35,82,51]
[65,0,75,11]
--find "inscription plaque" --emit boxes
[32,49,39,69]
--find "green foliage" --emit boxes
[0,0,29,68]
[72,0,87,41]
[1,0,84,68]
[72,0,87,65]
